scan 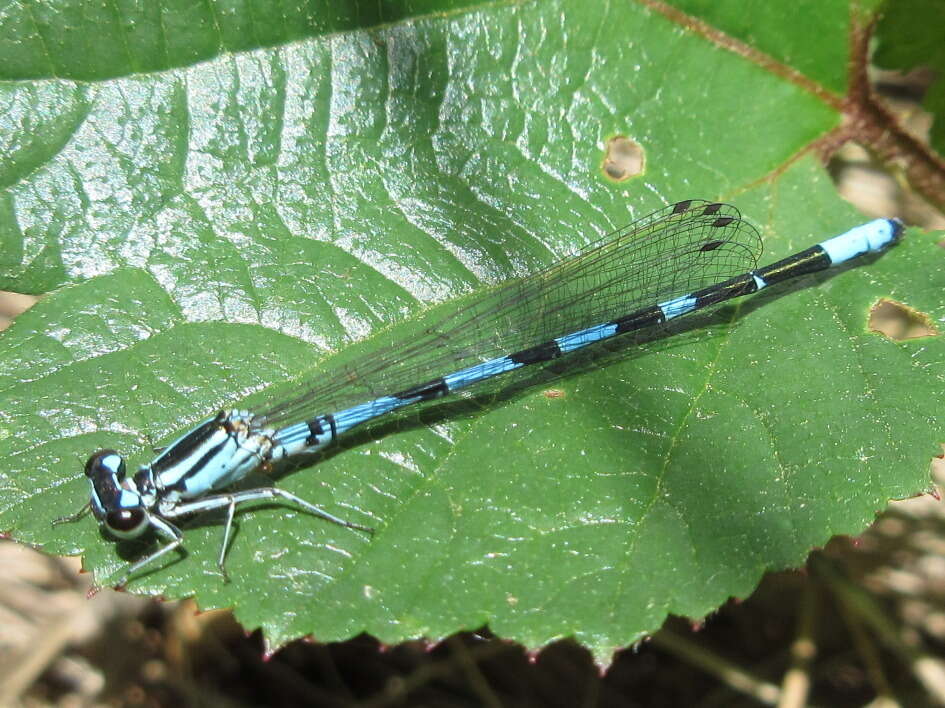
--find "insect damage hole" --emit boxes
[868,299,937,340]
[602,136,644,181]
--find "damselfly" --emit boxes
[58,200,902,586]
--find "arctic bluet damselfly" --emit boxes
[57,199,902,585]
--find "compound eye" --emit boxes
[105,508,147,537]
[85,450,126,480]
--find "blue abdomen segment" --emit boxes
[271,415,335,459]
[819,218,902,265]
[555,322,619,353]
[272,393,436,458]
[333,396,417,434]
[444,355,524,389]
[657,295,698,321]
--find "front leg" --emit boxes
[218,497,237,582]
[109,515,185,588]
[53,501,91,525]
[164,487,374,577]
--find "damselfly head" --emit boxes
[85,449,125,480]
[84,450,151,538]
[104,507,149,538]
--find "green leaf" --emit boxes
[874,0,945,157]
[0,0,484,80]
[661,0,853,92]
[1,0,942,661]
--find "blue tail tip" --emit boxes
[889,217,905,241]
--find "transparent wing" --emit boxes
[259,200,762,426]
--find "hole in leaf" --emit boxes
[0,290,37,331]
[869,299,937,340]
[932,447,945,494]
[602,136,644,181]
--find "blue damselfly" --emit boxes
[57,200,902,585]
